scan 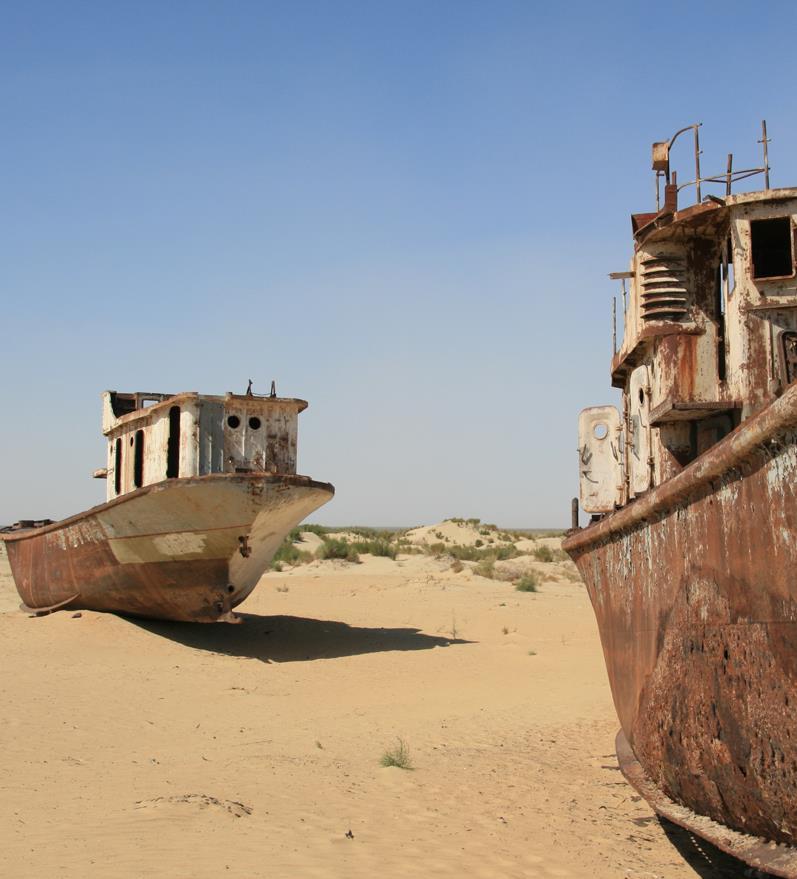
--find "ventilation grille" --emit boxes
[640,256,689,321]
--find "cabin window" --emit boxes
[725,238,735,295]
[114,438,122,495]
[227,415,241,429]
[167,406,180,478]
[249,416,261,430]
[133,430,144,489]
[751,217,794,279]
[782,332,797,386]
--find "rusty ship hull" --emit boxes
[2,473,334,623]
[564,383,797,875]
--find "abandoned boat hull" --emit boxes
[2,474,334,622]
[563,383,797,850]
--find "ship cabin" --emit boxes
[579,122,797,517]
[99,388,307,502]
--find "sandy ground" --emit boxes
[0,540,761,878]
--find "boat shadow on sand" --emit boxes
[130,612,472,663]
[659,818,776,878]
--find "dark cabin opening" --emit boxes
[751,217,794,279]
[714,263,727,382]
[114,438,122,495]
[167,406,180,478]
[134,430,144,488]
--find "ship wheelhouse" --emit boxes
[578,123,797,517]
[99,388,308,501]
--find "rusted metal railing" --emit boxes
[653,120,771,210]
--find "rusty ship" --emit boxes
[563,122,797,877]
[0,387,334,622]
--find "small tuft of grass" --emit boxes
[450,559,464,573]
[271,540,314,569]
[532,545,554,563]
[352,539,397,560]
[515,573,540,592]
[474,559,496,580]
[380,738,413,770]
[528,649,537,656]
[317,539,360,564]
[501,626,509,635]
[276,584,289,593]
[428,542,447,559]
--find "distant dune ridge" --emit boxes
[0,520,723,877]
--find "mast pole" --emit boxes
[759,120,771,189]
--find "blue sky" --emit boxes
[3,1,797,526]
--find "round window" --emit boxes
[227,415,241,429]
[249,416,262,430]
[593,422,608,440]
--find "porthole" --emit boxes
[249,416,262,430]
[227,415,241,429]
[593,422,608,440]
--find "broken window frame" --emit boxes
[749,216,795,281]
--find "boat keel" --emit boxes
[616,730,797,879]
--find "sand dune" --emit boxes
[0,528,751,878]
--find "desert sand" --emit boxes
[0,529,754,878]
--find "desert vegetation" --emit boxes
[380,738,413,770]
[269,518,581,590]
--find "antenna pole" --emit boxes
[726,153,733,196]
[759,120,771,189]
[612,296,617,355]
[694,124,702,202]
